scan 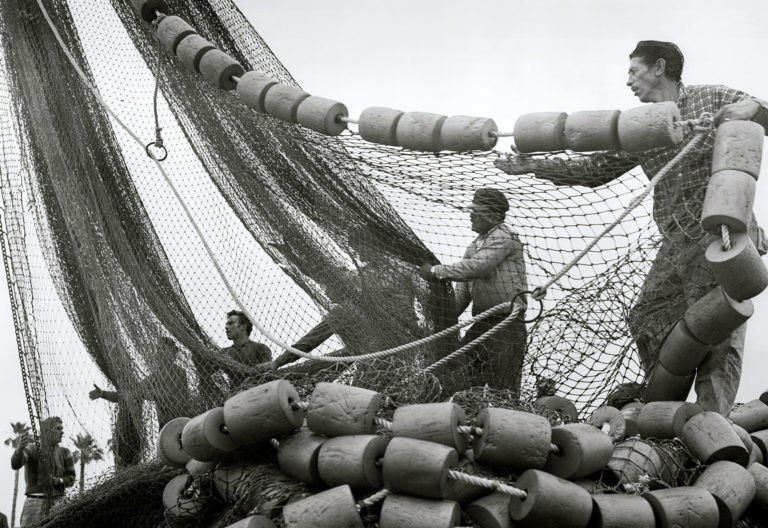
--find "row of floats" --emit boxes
[131,0,700,155]
[156,379,768,527]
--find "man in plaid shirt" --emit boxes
[496,40,768,414]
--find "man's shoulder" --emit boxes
[243,340,270,352]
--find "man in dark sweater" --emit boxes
[11,417,75,525]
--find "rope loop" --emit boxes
[145,141,168,161]
[514,289,544,323]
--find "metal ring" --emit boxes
[145,141,168,161]
[511,290,544,323]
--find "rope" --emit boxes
[490,130,514,138]
[0,215,41,450]
[721,224,732,252]
[424,305,521,373]
[290,401,309,411]
[447,470,526,499]
[269,438,279,449]
[375,417,393,431]
[357,488,390,508]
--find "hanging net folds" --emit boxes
[1,1,764,527]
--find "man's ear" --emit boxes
[654,58,667,77]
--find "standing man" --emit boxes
[418,188,529,394]
[222,310,272,387]
[495,40,768,414]
[11,417,75,526]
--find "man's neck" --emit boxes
[652,81,681,103]
[231,336,250,346]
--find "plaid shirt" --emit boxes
[536,84,768,245]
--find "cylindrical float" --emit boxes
[382,437,458,500]
[508,469,593,527]
[533,395,579,422]
[711,120,765,178]
[186,458,217,477]
[263,84,311,123]
[749,462,768,513]
[282,485,363,528]
[683,287,753,345]
[657,320,709,376]
[751,429,768,463]
[637,401,702,439]
[223,380,304,446]
[701,170,757,234]
[513,112,568,153]
[317,434,389,490]
[621,402,644,437]
[236,71,278,113]
[729,399,768,433]
[642,487,719,528]
[163,474,205,517]
[645,362,694,403]
[680,411,750,466]
[306,382,382,437]
[130,0,167,22]
[617,101,683,152]
[587,406,626,443]
[155,16,195,54]
[222,516,275,528]
[591,493,657,528]
[706,232,768,301]
[544,423,614,479]
[379,494,461,528]
[693,460,756,527]
[563,109,621,152]
[392,402,468,453]
[472,407,552,471]
[395,111,447,152]
[440,115,498,152]
[277,429,326,487]
[296,96,348,136]
[358,106,404,146]
[181,407,238,461]
[199,49,245,90]
[176,34,215,73]
[761,390,768,406]
[464,492,512,528]
[157,417,191,467]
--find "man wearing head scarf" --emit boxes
[419,187,529,393]
[495,40,768,414]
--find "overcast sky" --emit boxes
[0,0,766,515]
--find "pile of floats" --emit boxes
[157,380,768,528]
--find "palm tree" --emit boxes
[71,433,104,493]
[4,422,30,528]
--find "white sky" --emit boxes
[0,0,767,516]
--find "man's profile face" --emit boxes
[225,315,245,341]
[41,419,64,445]
[626,57,659,103]
[469,207,496,235]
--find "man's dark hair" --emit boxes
[629,40,684,82]
[227,310,252,335]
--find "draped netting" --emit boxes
[0,0,717,522]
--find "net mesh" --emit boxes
[0,0,763,527]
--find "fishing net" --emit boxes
[0,0,764,526]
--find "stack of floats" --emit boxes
[645,120,768,400]
[155,379,768,527]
